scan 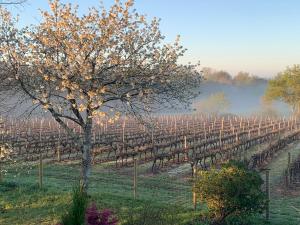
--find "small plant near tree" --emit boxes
[58,182,118,225]
[85,203,118,225]
[59,182,88,225]
[194,161,266,225]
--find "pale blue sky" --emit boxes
[7,0,300,78]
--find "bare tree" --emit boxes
[0,0,202,191]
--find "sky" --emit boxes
[6,0,300,78]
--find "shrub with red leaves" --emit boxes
[86,203,100,225]
[85,203,118,225]
[99,209,118,225]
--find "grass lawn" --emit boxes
[261,142,300,225]
[1,161,199,225]
[1,142,300,225]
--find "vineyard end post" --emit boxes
[0,146,2,183]
[263,169,270,220]
[193,166,197,211]
[287,152,291,187]
[39,152,43,189]
[133,159,137,199]
[57,146,61,162]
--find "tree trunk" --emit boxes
[81,119,92,192]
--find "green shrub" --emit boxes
[60,182,88,225]
[194,161,266,225]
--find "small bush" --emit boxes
[85,203,118,225]
[194,161,266,225]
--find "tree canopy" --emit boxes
[202,67,266,86]
[193,92,230,115]
[0,0,202,190]
[202,67,232,84]
[233,71,254,85]
[265,64,300,115]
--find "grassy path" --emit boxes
[260,142,300,225]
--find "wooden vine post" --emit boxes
[184,135,188,160]
[193,166,197,210]
[38,119,43,189]
[204,122,207,141]
[174,119,177,142]
[151,128,154,148]
[57,144,61,162]
[0,121,3,183]
[286,152,291,187]
[0,145,2,183]
[133,159,137,199]
[219,130,222,146]
[39,151,43,189]
[261,169,271,220]
[122,118,126,152]
[221,117,224,131]
[266,169,270,220]
[0,120,4,183]
[193,124,196,154]
[57,128,61,162]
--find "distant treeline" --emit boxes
[202,67,267,85]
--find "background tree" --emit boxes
[265,65,300,115]
[194,161,266,225]
[202,67,232,84]
[193,92,230,115]
[0,0,201,191]
[254,96,280,119]
[233,71,254,85]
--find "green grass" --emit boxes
[1,162,198,225]
[1,143,300,225]
[260,142,300,225]
[0,181,71,225]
